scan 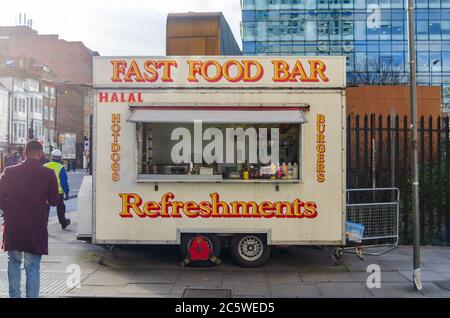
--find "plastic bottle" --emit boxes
[270,163,276,179]
[288,162,293,179]
[281,162,287,179]
[293,162,299,179]
[276,162,282,179]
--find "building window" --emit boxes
[13,122,26,139]
[417,20,428,39]
[33,121,42,139]
[21,123,26,139]
[44,86,49,97]
[50,87,55,99]
[429,22,442,40]
[44,106,49,120]
[50,107,55,121]
[36,99,42,113]
[15,98,26,113]
[443,21,450,39]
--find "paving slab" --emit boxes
[269,283,322,298]
[299,273,329,282]
[399,270,449,282]
[266,271,301,285]
[121,283,173,294]
[420,282,450,298]
[231,282,271,297]
[348,270,410,283]
[422,263,450,273]
[440,272,450,280]
[316,282,373,298]
[366,282,423,298]
[132,269,181,284]
[176,270,223,286]
[223,271,268,283]
[170,284,227,296]
[378,260,432,271]
[301,272,364,282]
[342,257,385,271]
[81,268,136,286]
[68,285,124,297]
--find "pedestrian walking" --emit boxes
[16,146,25,163]
[0,140,59,298]
[4,152,15,168]
[44,149,71,229]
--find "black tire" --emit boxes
[230,234,271,267]
[180,233,221,267]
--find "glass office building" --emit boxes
[241,0,450,111]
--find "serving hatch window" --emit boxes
[132,108,305,182]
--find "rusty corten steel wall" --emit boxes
[346,85,442,118]
[166,12,241,56]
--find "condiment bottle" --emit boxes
[288,162,293,179]
[243,164,249,180]
[281,162,287,179]
[293,162,299,179]
[270,163,276,179]
[276,163,282,179]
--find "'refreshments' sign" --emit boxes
[93,56,346,89]
[118,192,318,219]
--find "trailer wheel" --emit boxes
[230,234,271,267]
[180,233,221,267]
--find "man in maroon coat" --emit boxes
[0,141,59,298]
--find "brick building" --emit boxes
[0,25,98,168]
[0,26,97,85]
[56,84,94,168]
[41,79,57,154]
[0,56,60,163]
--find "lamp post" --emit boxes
[407,0,422,291]
[430,59,440,86]
[7,76,15,152]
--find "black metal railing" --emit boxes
[347,114,450,245]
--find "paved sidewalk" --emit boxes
[1,210,450,298]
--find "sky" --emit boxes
[0,0,243,56]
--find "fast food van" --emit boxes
[78,55,347,267]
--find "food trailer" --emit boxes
[80,56,346,267]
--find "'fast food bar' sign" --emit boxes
[93,56,346,89]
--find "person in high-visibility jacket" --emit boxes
[44,149,71,229]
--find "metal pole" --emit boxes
[372,138,376,189]
[89,114,93,175]
[8,77,15,150]
[430,65,432,86]
[407,0,422,291]
[391,109,396,200]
